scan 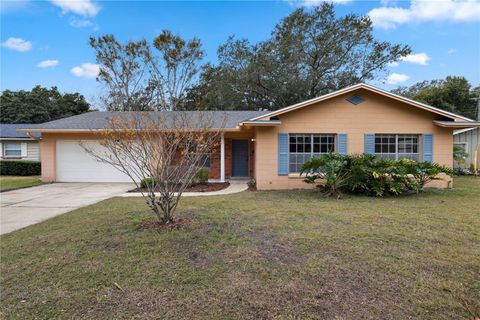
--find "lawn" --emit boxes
[1,177,479,319]
[0,176,43,192]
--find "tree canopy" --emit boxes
[90,30,204,111]
[185,3,411,110]
[392,76,480,120]
[0,86,90,124]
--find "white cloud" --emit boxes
[50,0,100,18]
[0,0,30,13]
[69,17,93,27]
[380,0,398,5]
[447,48,457,54]
[387,73,410,84]
[400,52,431,65]
[387,52,430,67]
[369,0,480,29]
[70,63,99,78]
[37,60,59,68]
[1,37,32,52]
[368,7,411,29]
[288,0,352,6]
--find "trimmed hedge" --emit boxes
[0,160,41,176]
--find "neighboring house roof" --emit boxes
[249,83,474,123]
[434,121,480,128]
[454,127,479,135]
[18,111,270,132]
[0,124,41,139]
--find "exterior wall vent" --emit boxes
[346,95,364,105]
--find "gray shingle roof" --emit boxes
[20,111,269,130]
[0,124,41,138]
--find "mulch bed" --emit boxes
[129,182,230,193]
[140,216,190,231]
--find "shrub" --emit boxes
[453,144,468,166]
[140,177,155,189]
[301,154,453,197]
[0,160,41,176]
[301,153,351,198]
[140,167,210,189]
[194,168,209,185]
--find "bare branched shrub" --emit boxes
[82,111,225,224]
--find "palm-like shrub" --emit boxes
[301,154,453,197]
[301,153,351,198]
[453,144,468,166]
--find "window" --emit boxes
[187,142,211,168]
[375,134,419,161]
[3,143,22,157]
[199,153,211,168]
[289,134,335,173]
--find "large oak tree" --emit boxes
[392,76,479,120]
[0,86,90,124]
[186,3,411,110]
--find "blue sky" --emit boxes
[1,0,479,107]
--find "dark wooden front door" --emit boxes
[232,140,249,177]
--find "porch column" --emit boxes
[220,133,225,182]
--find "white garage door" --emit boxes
[56,141,133,182]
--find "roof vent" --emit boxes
[346,95,364,105]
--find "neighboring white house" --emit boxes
[0,124,40,161]
[454,127,479,169]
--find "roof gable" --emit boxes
[250,83,474,122]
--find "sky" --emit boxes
[1,0,480,108]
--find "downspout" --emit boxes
[26,132,41,141]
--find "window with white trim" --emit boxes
[289,134,335,173]
[375,134,419,161]
[3,143,22,157]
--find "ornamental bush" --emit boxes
[139,167,210,189]
[0,160,41,176]
[193,168,209,185]
[300,154,453,198]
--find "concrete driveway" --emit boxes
[0,183,133,235]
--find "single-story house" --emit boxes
[0,124,41,161]
[19,83,480,189]
[453,127,479,170]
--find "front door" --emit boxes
[232,140,249,177]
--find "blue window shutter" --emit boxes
[364,134,375,154]
[422,134,433,163]
[278,133,289,176]
[337,133,348,155]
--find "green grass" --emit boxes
[1,177,479,319]
[0,176,43,192]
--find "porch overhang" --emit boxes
[433,120,480,129]
[239,120,282,127]
[17,128,244,133]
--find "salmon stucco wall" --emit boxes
[254,88,454,190]
[40,132,104,182]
